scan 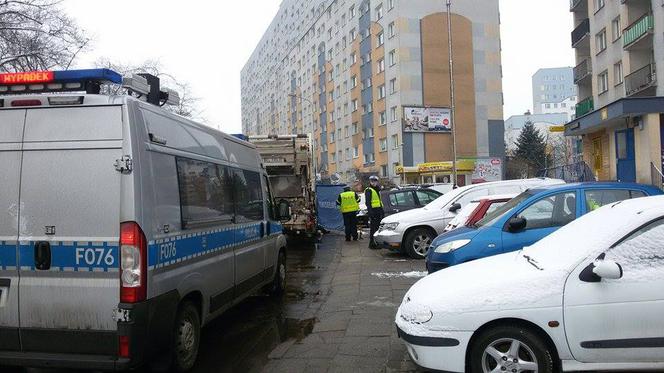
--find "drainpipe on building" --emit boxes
[447,0,459,187]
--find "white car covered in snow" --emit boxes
[395,195,664,373]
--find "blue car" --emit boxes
[426,182,663,273]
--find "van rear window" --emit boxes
[176,158,234,227]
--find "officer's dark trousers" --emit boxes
[369,209,384,247]
[342,212,358,240]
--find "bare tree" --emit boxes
[94,58,202,119]
[0,0,89,72]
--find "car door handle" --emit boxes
[34,241,51,270]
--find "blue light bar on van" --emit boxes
[232,134,249,141]
[0,68,122,94]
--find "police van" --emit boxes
[0,69,289,371]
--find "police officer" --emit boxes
[337,186,360,241]
[365,175,384,249]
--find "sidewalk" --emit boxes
[263,235,426,373]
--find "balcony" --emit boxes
[623,14,654,49]
[570,0,586,11]
[625,63,657,96]
[571,19,590,48]
[573,58,592,84]
[575,97,594,118]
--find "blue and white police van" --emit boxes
[0,69,289,371]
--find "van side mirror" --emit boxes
[448,202,461,213]
[507,217,527,232]
[276,200,291,222]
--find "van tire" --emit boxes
[404,228,434,259]
[171,301,201,372]
[269,250,286,295]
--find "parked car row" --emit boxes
[396,194,664,372]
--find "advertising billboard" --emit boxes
[403,106,452,133]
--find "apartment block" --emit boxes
[532,67,578,121]
[241,0,504,185]
[567,0,664,184]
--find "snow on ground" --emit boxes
[371,271,428,279]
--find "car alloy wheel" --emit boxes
[481,338,538,373]
[412,234,432,256]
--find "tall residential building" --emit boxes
[532,67,578,120]
[241,0,504,185]
[567,0,663,184]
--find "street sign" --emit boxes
[549,125,566,133]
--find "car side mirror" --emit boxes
[507,217,527,232]
[448,202,461,213]
[593,260,623,280]
[276,200,291,222]
[579,253,623,282]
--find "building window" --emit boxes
[381,165,388,177]
[379,111,386,125]
[344,125,349,137]
[378,84,386,99]
[595,29,607,54]
[390,106,398,121]
[328,28,333,40]
[611,16,622,42]
[364,152,375,164]
[598,70,609,94]
[362,102,373,114]
[377,58,385,73]
[545,103,551,109]
[364,126,374,138]
[350,28,357,41]
[391,134,399,149]
[349,5,355,18]
[614,62,623,86]
[351,99,358,111]
[594,0,605,12]
[353,146,359,158]
[376,4,383,20]
[388,0,394,10]
[379,137,387,152]
[331,152,336,163]
[346,148,351,160]
[351,75,357,88]
[389,78,397,94]
[350,52,357,65]
[389,50,397,66]
[377,32,384,46]
[388,22,395,38]
[352,122,358,134]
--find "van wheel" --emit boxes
[469,325,554,373]
[269,251,286,295]
[171,301,200,372]
[404,228,434,259]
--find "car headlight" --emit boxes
[382,222,399,231]
[434,239,471,254]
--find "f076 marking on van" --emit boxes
[75,247,114,266]
[159,242,177,261]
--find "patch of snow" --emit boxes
[371,271,428,279]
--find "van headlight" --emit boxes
[434,239,471,254]
[382,222,399,231]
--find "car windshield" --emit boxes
[474,191,533,228]
[422,185,470,210]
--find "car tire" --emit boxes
[469,325,554,373]
[268,250,286,295]
[171,301,201,372]
[404,228,434,259]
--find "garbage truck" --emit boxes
[249,134,317,237]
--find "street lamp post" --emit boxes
[288,93,318,179]
[446,0,459,187]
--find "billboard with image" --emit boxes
[403,106,452,132]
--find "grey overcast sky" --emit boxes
[64,0,574,133]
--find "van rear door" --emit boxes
[0,110,26,352]
[17,105,123,355]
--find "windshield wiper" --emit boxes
[523,254,543,271]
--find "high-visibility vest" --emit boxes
[339,191,360,213]
[365,187,383,208]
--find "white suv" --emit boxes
[374,178,564,258]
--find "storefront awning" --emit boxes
[565,96,664,136]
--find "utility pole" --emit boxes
[447,0,459,187]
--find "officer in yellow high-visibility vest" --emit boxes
[365,175,384,249]
[337,186,361,241]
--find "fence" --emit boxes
[538,161,596,183]
[651,162,664,191]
